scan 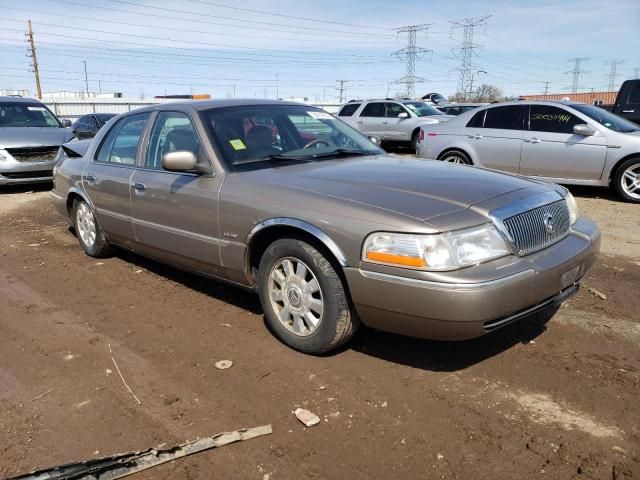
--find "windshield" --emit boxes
[201,104,383,171]
[0,102,62,128]
[403,102,444,117]
[571,104,639,133]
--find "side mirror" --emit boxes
[162,151,199,172]
[368,135,382,146]
[398,112,410,119]
[61,119,72,127]
[573,124,596,136]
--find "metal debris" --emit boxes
[12,425,272,480]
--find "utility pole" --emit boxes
[468,70,487,99]
[542,81,551,97]
[567,57,589,93]
[634,68,640,79]
[82,61,89,96]
[335,80,348,103]
[604,59,624,91]
[449,16,491,101]
[392,24,432,98]
[275,74,279,100]
[26,20,42,99]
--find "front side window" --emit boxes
[384,103,408,118]
[338,103,360,117]
[201,105,383,172]
[571,104,639,133]
[145,111,202,170]
[360,103,385,117]
[627,83,640,105]
[403,102,443,117]
[483,105,525,130]
[0,102,61,128]
[528,105,582,134]
[94,112,150,165]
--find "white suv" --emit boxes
[338,99,452,149]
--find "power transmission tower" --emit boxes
[25,20,42,99]
[335,80,348,103]
[391,24,432,97]
[543,81,551,97]
[634,68,640,79]
[449,16,490,100]
[566,58,589,93]
[604,59,624,91]
[82,60,89,96]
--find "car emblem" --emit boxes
[543,213,554,234]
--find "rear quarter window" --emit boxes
[338,103,360,116]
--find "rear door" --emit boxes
[82,112,150,246]
[356,102,386,138]
[520,104,607,180]
[129,110,223,275]
[464,105,525,173]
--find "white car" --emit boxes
[338,99,452,149]
[416,101,640,202]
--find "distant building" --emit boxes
[520,91,617,106]
[154,94,211,100]
[41,91,123,99]
[0,89,29,97]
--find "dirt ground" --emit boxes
[0,181,638,480]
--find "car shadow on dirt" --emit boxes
[348,308,556,372]
[564,185,619,201]
[0,182,53,195]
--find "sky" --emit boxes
[1,0,639,101]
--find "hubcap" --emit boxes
[76,202,97,248]
[442,154,466,164]
[268,257,324,337]
[621,164,640,199]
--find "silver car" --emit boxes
[0,96,74,185]
[338,99,452,149]
[416,100,640,202]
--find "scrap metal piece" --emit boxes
[12,424,272,480]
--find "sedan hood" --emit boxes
[255,155,542,223]
[0,127,74,148]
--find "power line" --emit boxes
[449,15,491,99]
[392,24,432,97]
[604,59,624,91]
[566,57,589,93]
[25,20,42,99]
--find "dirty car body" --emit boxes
[0,96,74,185]
[52,100,600,354]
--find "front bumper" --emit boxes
[344,217,600,341]
[0,159,56,185]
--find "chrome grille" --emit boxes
[6,146,59,163]
[502,199,570,255]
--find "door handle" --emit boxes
[467,134,483,140]
[622,109,635,113]
[524,138,541,144]
[131,182,147,191]
[84,173,96,184]
[382,121,389,125]
[357,120,363,124]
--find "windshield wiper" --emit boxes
[309,148,375,159]
[235,154,316,166]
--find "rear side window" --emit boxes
[483,106,525,130]
[338,103,360,116]
[627,83,640,105]
[94,112,150,165]
[361,102,385,117]
[466,110,486,127]
[528,105,582,134]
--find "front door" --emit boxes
[129,110,223,275]
[519,105,607,180]
[82,112,150,246]
[383,102,412,141]
[464,105,525,174]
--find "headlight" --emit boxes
[565,192,579,225]
[362,224,511,271]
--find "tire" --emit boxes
[438,149,472,165]
[612,157,640,203]
[410,130,420,152]
[72,199,112,257]
[257,238,358,354]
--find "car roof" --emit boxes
[0,96,45,104]
[128,98,309,114]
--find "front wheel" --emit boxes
[613,158,640,203]
[439,150,472,165]
[257,238,358,354]
[73,199,111,257]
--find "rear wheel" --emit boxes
[73,199,111,257]
[613,158,640,203]
[257,238,358,354]
[439,149,472,165]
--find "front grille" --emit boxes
[503,199,570,255]
[2,170,53,179]
[6,146,59,163]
